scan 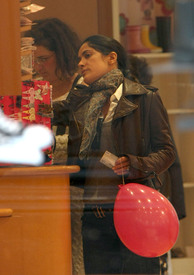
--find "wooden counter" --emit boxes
[0,165,80,275]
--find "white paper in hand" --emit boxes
[100,150,118,168]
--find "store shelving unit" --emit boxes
[20,0,31,8]
[20,0,33,82]
[20,25,32,32]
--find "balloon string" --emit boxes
[122,173,125,185]
[120,159,125,185]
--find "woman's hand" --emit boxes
[112,156,130,175]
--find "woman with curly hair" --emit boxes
[25,18,81,164]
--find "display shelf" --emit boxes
[20,25,31,32]
[167,109,194,115]
[183,182,194,189]
[134,52,173,60]
[20,7,32,84]
[20,1,31,8]
[20,1,42,84]
[21,73,32,81]
[21,49,33,56]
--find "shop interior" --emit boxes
[0,0,194,274]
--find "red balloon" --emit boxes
[114,183,179,258]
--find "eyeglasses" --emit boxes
[34,54,54,65]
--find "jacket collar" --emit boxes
[113,78,148,120]
[69,77,148,113]
[123,78,149,96]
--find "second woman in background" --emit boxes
[25,17,81,164]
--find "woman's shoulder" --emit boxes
[143,85,158,93]
[123,77,159,96]
[123,78,148,96]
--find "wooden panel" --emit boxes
[0,165,79,275]
[0,0,21,96]
[97,0,113,37]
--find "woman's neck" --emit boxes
[51,73,78,100]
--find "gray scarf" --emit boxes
[79,69,123,160]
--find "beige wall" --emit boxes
[29,0,113,40]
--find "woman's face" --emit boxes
[78,42,117,85]
[33,45,57,84]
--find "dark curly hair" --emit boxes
[25,18,81,80]
[127,54,153,85]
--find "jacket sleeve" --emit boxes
[126,90,176,181]
[52,100,70,127]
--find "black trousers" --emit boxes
[82,204,160,274]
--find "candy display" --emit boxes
[0,80,53,165]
